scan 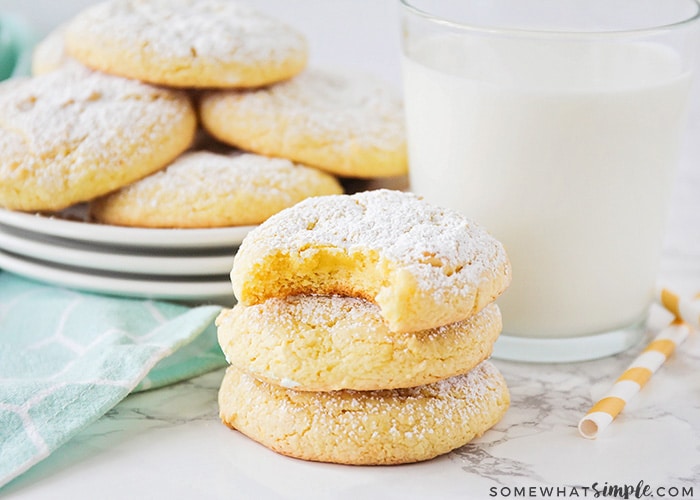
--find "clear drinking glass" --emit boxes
[400,0,700,362]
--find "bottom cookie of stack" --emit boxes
[218,361,509,465]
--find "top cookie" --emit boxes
[231,189,511,333]
[0,66,196,211]
[64,0,308,88]
[199,67,408,178]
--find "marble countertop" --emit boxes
[3,1,700,498]
[4,325,699,500]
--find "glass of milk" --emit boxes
[400,0,700,362]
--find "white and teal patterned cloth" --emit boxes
[0,13,35,81]
[0,272,226,488]
[0,16,227,489]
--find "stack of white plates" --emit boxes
[0,206,252,305]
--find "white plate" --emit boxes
[0,225,236,276]
[0,249,234,304]
[0,206,255,249]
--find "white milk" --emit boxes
[403,36,692,338]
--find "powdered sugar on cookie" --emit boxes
[117,151,336,200]
[301,361,504,422]
[0,66,195,211]
[90,151,343,227]
[219,361,510,464]
[199,67,407,177]
[76,0,304,62]
[217,296,502,391]
[240,189,509,294]
[65,0,308,87]
[232,189,511,333]
[209,67,405,152]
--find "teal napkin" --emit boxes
[0,272,226,488]
[0,14,35,81]
[0,16,227,488]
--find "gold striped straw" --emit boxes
[657,287,700,330]
[577,289,698,439]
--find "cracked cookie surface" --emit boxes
[217,298,502,391]
[199,67,407,178]
[89,151,343,228]
[0,66,195,212]
[64,0,308,88]
[218,361,510,465]
[231,189,512,333]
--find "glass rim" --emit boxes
[399,0,700,37]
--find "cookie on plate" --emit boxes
[231,189,511,333]
[0,66,196,212]
[217,297,502,391]
[90,151,343,228]
[64,0,308,88]
[218,361,510,465]
[199,67,407,178]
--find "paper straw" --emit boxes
[657,287,700,330]
[578,319,691,439]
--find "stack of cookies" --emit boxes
[0,0,406,228]
[216,189,512,465]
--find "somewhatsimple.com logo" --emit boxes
[489,481,694,499]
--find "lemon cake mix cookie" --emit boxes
[217,297,502,391]
[231,189,511,333]
[219,361,510,465]
[64,0,307,88]
[89,151,343,228]
[0,66,196,212]
[199,67,407,178]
